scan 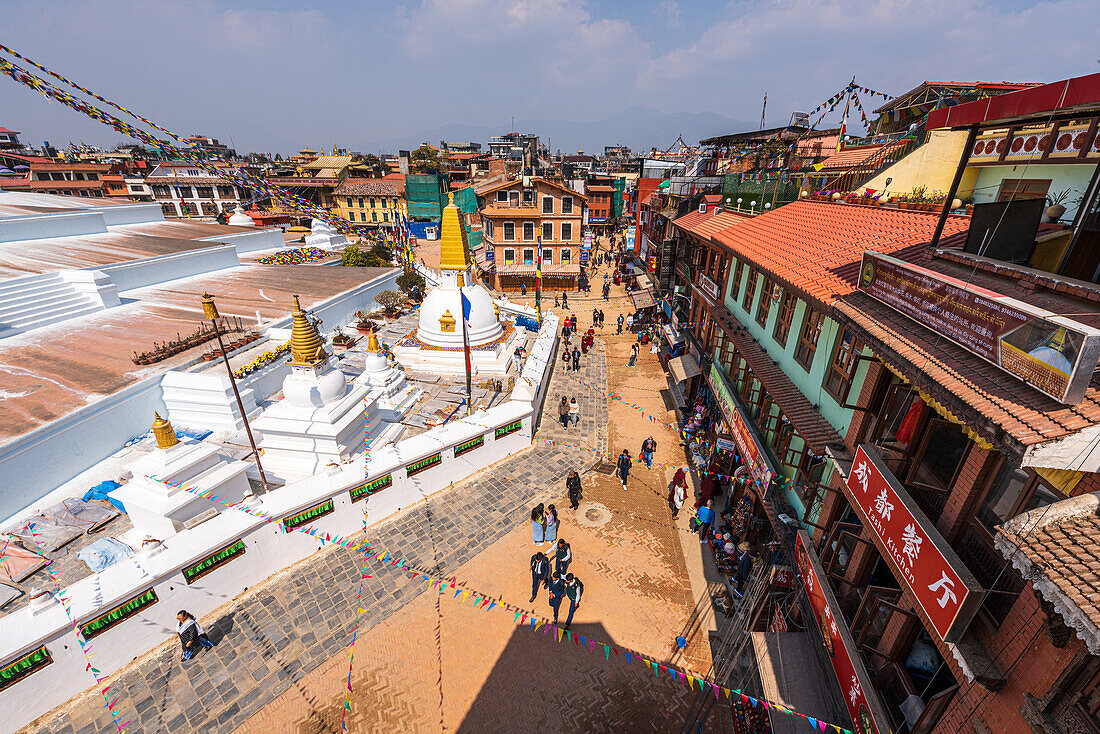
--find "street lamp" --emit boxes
[201,292,269,493]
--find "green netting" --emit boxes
[407,201,442,218]
[612,178,625,218]
[467,230,483,249]
[405,174,444,204]
[442,186,478,214]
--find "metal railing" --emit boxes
[822,133,924,193]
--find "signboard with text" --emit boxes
[845,445,985,641]
[706,367,775,496]
[795,531,890,734]
[859,251,1100,403]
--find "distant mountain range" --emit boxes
[388,107,753,156]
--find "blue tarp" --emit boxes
[82,480,126,513]
[77,537,134,573]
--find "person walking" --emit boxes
[547,572,565,623]
[558,397,570,427]
[616,449,632,490]
[531,503,547,544]
[554,292,560,308]
[570,314,578,331]
[545,504,559,544]
[669,472,687,519]
[603,282,610,301]
[598,309,605,327]
[640,436,657,469]
[562,348,571,373]
[562,291,569,309]
[569,397,580,427]
[529,551,550,603]
[571,346,580,372]
[553,538,572,576]
[617,314,624,334]
[626,313,634,331]
[563,573,584,629]
[177,610,215,661]
[520,281,527,296]
[592,308,599,327]
[628,341,639,367]
[734,542,755,599]
[566,470,583,509]
[693,500,714,544]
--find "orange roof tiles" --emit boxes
[710,200,971,308]
[816,142,901,170]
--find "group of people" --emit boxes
[530,499,584,627]
[557,396,580,427]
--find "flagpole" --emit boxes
[535,235,543,324]
[459,276,473,417]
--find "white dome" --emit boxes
[311,217,335,234]
[282,362,348,407]
[415,280,503,348]
[228,206,255,227]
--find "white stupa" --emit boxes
[112,412,251,543]
[228,205,255,227]
[393,193,524,375]
[253,296,380,480]
[305,216,348,249]
[355,331,421,421]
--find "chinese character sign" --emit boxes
[844,446,983,641]
[795,531,884,734]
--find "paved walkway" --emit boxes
[26,248,729,733]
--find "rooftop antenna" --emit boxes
[760,92,767,130]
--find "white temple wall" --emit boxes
[0,399,535,732]
[104,244,241,293]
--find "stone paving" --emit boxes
[19,318,606,734]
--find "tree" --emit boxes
[375,290,405,315]
[341,243,368,266]
[410,145,442,175]
[368,243,392,265]
[396,267,426,295]
[361,153,391,176]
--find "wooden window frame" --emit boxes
[823,327,863,403]
[730,261,744,303]
[996,178,1052,203]
[756,276,774,326]
[742,268,758,312]
[773,291,797,347]
[794,308,824,371]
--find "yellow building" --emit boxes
[332,177,408,231]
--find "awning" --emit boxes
[636,273,654,290]
[631,289,657,309]
[497,263,581,276]
[661,324,684,345]
[668,354,702,383]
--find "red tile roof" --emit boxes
[816,142,901,170]
[710,200,971,309]
[673,210,749,240]
[997,492,1100,653]
[333,178,405,196]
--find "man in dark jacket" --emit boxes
[640,436,657,468]
[617,314,624,334]
[566,471,582,509]
[530,551,549,603]
[547,571,565,623]
[554,539,572,576]
[571,346,581,372]
[735,543,755,599]
[616,449,632,490]
[564,573,584,629]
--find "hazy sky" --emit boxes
[2,0,1097,154]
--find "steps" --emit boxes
[0,272,105,338]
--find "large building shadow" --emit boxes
[456,620,715,733]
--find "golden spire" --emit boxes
[288,295,328,366]
[438,192,471,272]
[367,331,382,353]
[151,412,179,449]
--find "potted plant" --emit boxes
[1045,189,1072,221]
[332,332,356,354]
[354,310,375,334]
[375,290,405,317]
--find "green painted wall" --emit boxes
[718,257,873,519]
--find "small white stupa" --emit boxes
[112,412,251,543]
[305,216,348,249]
[252,296,380,480]
[228,205,255,227]
[393,193,524,375]
[355,331,421,421]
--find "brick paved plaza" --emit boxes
[21,248,726,734]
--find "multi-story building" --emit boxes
[477,176,587,292]
[487,132,539,162]
[0,153,110,197]
[584,181,616,233]
[685,74,1100,734]
[0,127,26,152]
[441,141,481,155]
[145,161,244,217]
[332,178,407,232]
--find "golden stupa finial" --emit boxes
[288,295,328,366]
[439,309,456,333]
[151,411,179,449]
[367,331,382,353]
[438,192,471,272]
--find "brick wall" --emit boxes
[938,445,999,542]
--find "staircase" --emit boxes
[824,134,924,193]
[0,273,105,338]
